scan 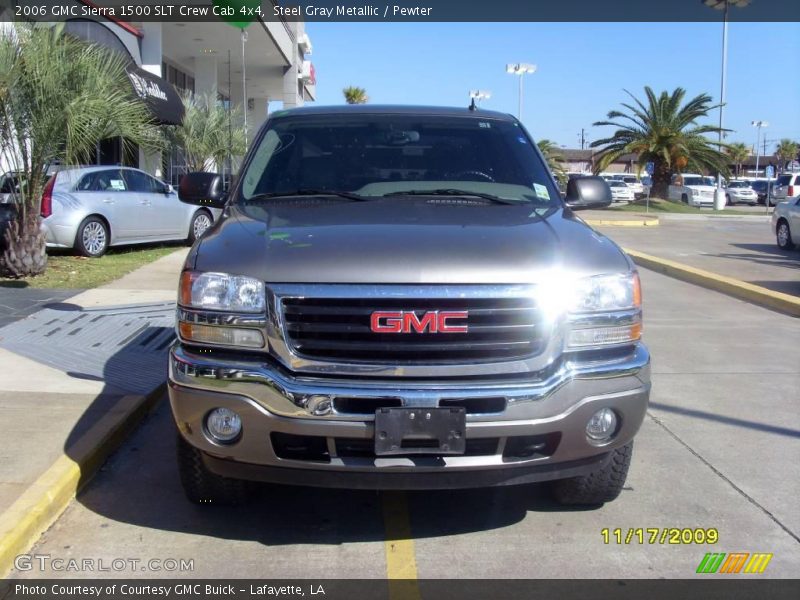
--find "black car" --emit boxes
[750,180,777,206]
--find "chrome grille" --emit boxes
[280,295,544,363]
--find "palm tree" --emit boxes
[169,92,246,173]
[775,139,799,173]
[537,139,567,185]
[0,24,161,277]
[342,86,368,105]
[726,142,750,178]
[590,87,730,199]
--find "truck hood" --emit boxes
[189,199,631,284]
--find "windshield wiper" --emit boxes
[244,189,371,203]
[382,188,521,205]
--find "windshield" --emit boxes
[238,114,561,205]
[728,181,747,188]
[683,176,715,186]
[622,177,638,184]
[776,175,792,185]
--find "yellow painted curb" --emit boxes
[626,249,800,317]
[585,217,660,227]
[0,386,165,578]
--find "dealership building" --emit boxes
[1,0,316,184]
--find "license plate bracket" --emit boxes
[374,407,466,456]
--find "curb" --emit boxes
[585,217,660,227]
[0,384,166,578]
[625,249,800,317]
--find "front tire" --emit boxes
[726,194,733,205]
[552,441,633,506]
[187,210,213,245]
[75,216,109,257]
[176,432,250,506]
[776,220,795,250]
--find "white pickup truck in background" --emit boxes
[668,174,717,207]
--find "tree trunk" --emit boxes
[651,159,671,199]
[0,214,48,278]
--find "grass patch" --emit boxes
[0,244,183,289]
[608,198,757,215]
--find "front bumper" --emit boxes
[169,343,651,489]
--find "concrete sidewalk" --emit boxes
[0,248,187,575]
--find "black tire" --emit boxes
[75,216,109,257]
[176,432,250,506]
[726,194,733,205]
[749,202,756,207]
[187,210,213,245]
[552,441,633,506]
[776,219,795,250]
[680,193,688,204]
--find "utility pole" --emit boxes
[579,128,586,150]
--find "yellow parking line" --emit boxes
[381,491,421,600]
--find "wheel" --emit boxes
[552,441,633,506]
[75,216,109,257]
[726,194,733,205]
[176,432,250,505]
[187,210,213,244]
[749,202,756,206]
[776,219,795,250]
[681,193,688,204]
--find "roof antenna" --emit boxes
[468,90,491,111]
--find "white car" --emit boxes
[771,194,800,250]
[725,181,758,205]
[668,174,717,207]
[611,174,645,198]
[607,180,635,202]
[40,166,221,257]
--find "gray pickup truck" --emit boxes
[171,105,650,506]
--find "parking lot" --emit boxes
[11,264,800,580]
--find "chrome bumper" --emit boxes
[169,343,650,489]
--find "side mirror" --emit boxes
[564,176,613,210]
[178,172,225,209]
[163,183,174,195]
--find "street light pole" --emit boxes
[752,120,768,175]
[505,63,537,122]
[703,0,750,210]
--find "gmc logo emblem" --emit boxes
[370,311,469,334]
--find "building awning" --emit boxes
[126,65,184,126]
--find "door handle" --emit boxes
[102,198,114,204]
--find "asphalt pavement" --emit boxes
[10,268,800,579]
[597,218,799,297]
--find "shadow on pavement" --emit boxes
[649,402,800,440]
[63,332,596,545]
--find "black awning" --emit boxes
[126,65,184,126]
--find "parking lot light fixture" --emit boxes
[702,0,750,210]
[506,63,537,122]
[469,90,491,110]
[752,120,769,175]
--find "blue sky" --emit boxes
[305,22,800,152]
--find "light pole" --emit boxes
[703,0,750,210]
[505,63,537,122]
[752,120,768,176]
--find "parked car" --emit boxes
[750,179,777,206]
[612,175,645,198]
[771,195,800,250]
[608,180,635,202]
[170,105,648,508]
[668,174,716,207]
[41,166,221,257]
[772,173,800,204]
[724,180,757,205]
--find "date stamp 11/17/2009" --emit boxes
[601,527,719,545]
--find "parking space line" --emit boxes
[381,491,421,599]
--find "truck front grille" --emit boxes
[280,296,544,363]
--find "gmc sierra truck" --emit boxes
[170,105,651,506]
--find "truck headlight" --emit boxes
[563,272,642,349]
[179,271,265,313]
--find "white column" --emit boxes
[282,21,302,109]
[194,55,218,99]
[138,22,163,176]
[139,22,162,76]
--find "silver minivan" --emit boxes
[41,166,220,257]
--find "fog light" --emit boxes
[586,408,617,441]
[205,407,242,443]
